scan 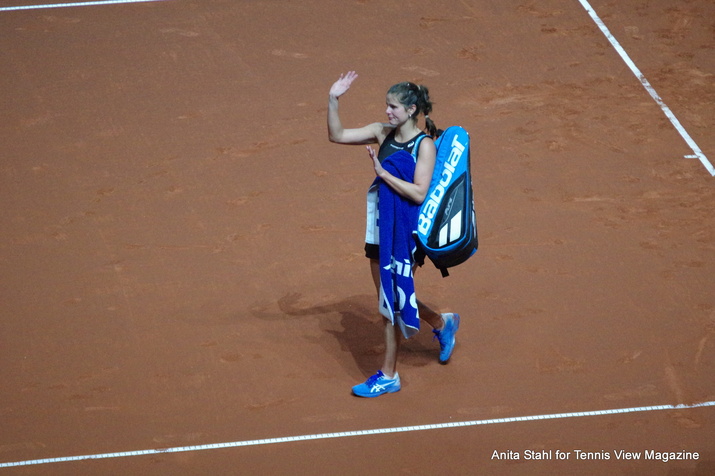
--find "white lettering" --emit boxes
[444,160,455,174]
[491,450,519,460]
[396,286,406,310]
[386,256,413,279]
[447,134,465,168]
[451,133,465,152]
[417,215,431,234]
[645,450,700,462]
[440,168,453,187]
[417,134,466,236]
[393,259,403,276]
[574,450,611,460]
[402,259,411,277]
[613,450,641,460]
[524,450,552,460]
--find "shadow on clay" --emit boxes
[263,293,437,379]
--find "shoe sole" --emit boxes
[352,386,401,398]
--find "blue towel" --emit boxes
[371,150,421,339]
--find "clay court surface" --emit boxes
[1,0,714,474]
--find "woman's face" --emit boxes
[385,94,415,125]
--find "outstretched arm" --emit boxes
[327,71,383,145]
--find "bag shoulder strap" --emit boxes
[411,133,431,162]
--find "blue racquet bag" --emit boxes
[413,126,478,277]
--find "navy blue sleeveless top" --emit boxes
[377,130,426,163]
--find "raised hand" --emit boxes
[366,146,385,177]
[329,71,358,98]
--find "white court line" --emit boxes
[577,0,714,176]
[0,0,167,12]
[1,400,713,468]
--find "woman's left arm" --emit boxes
[367,137,436,205]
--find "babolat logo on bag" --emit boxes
[413,126,478,277]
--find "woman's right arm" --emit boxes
[327,71,383,145]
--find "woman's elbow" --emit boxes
[413,190,428,205]
[328,130,344,143]
[413,183,431,205]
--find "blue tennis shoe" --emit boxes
[352,370,401,398]
[433,313,460,364]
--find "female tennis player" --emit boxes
[327,71,460,398]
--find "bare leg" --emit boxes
[369,260,456,370]
[417,300,444,330]
[382,318,400,377]
[370,259,401,378]
[414,264,459,364]
[413,265,444,331]
[370,258,380,294]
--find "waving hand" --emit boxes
[329,71,358,99]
